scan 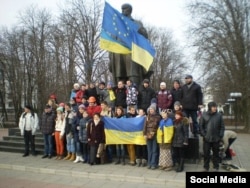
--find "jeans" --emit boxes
[75,141,83,156]
[24,130,35,155]
[116,144,125,157]
[66,134,75,153]
[43,134,53,155]
[146,137,158,167]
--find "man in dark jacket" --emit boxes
[138,79,156,114]
[40,105,56,159]
[181,75,203,137]
[199,101,225,172]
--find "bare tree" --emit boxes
[187,0,250,131]
[149,27,187,89]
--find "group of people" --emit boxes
[18,74,237,172]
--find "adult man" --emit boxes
[40,105,56,159]
[199,102,225,171]
[109,3,153,87]
[18,105,39,157]
[181,75,203,137]
[138,79,156,114]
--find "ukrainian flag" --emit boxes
[100,2,155,71]
[103,116,146,145]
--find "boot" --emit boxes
[63,152,71,160]
[79,156,84,162]
[69,153,76,161]
[141,159,147,167]
[136,159,141,167]
[74,156,80,163]
[176,158,184,172]
[115,157,120,165]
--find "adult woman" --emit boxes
[172,111,189,172]
[87,113,105,165]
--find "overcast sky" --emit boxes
[0,0,189,43]
[0,0,201,79]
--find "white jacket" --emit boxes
[19,112,39,136]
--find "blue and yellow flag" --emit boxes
[100,2,155,71]
[103,116,146,145]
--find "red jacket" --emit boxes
[86,105,102,118]
[75,90,85,104]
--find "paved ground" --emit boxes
[0,129,249,188]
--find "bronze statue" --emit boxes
[109,3,153,87]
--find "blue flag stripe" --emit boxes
[103,116,146,132]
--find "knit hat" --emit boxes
[148,103,157,111]
[56,106,64,112]
[143,79,150,84]
[78,104,86,110]
[174,101,181,106]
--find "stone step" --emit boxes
[0,140,44,149]
[3,136,44,143]
[0,145,43,155]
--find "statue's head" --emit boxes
[121,3,132,17]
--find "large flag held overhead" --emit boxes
[102,116,146,145]
[100,1,155,71]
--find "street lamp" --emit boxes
[227,98,235,126]
[230,92,242,130]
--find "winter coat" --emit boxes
[40,111,56,134]
[156,89,173,110]
[181,81,203,111]
[19,112,39,136]
[143,113,161,138]
[126,85,138,106]
[64,110,74,135]
[138,86,156,112]
[172,117,189,147]
[114,86,127,108]
[87,119,105,146]
[79,116,91,143]
[199,111,225,142]
[55,114,66,137]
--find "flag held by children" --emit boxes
[103,116,146,145]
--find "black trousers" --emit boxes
[203,140,220,170]
[23,130,35,155]
[135,145,147,160]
